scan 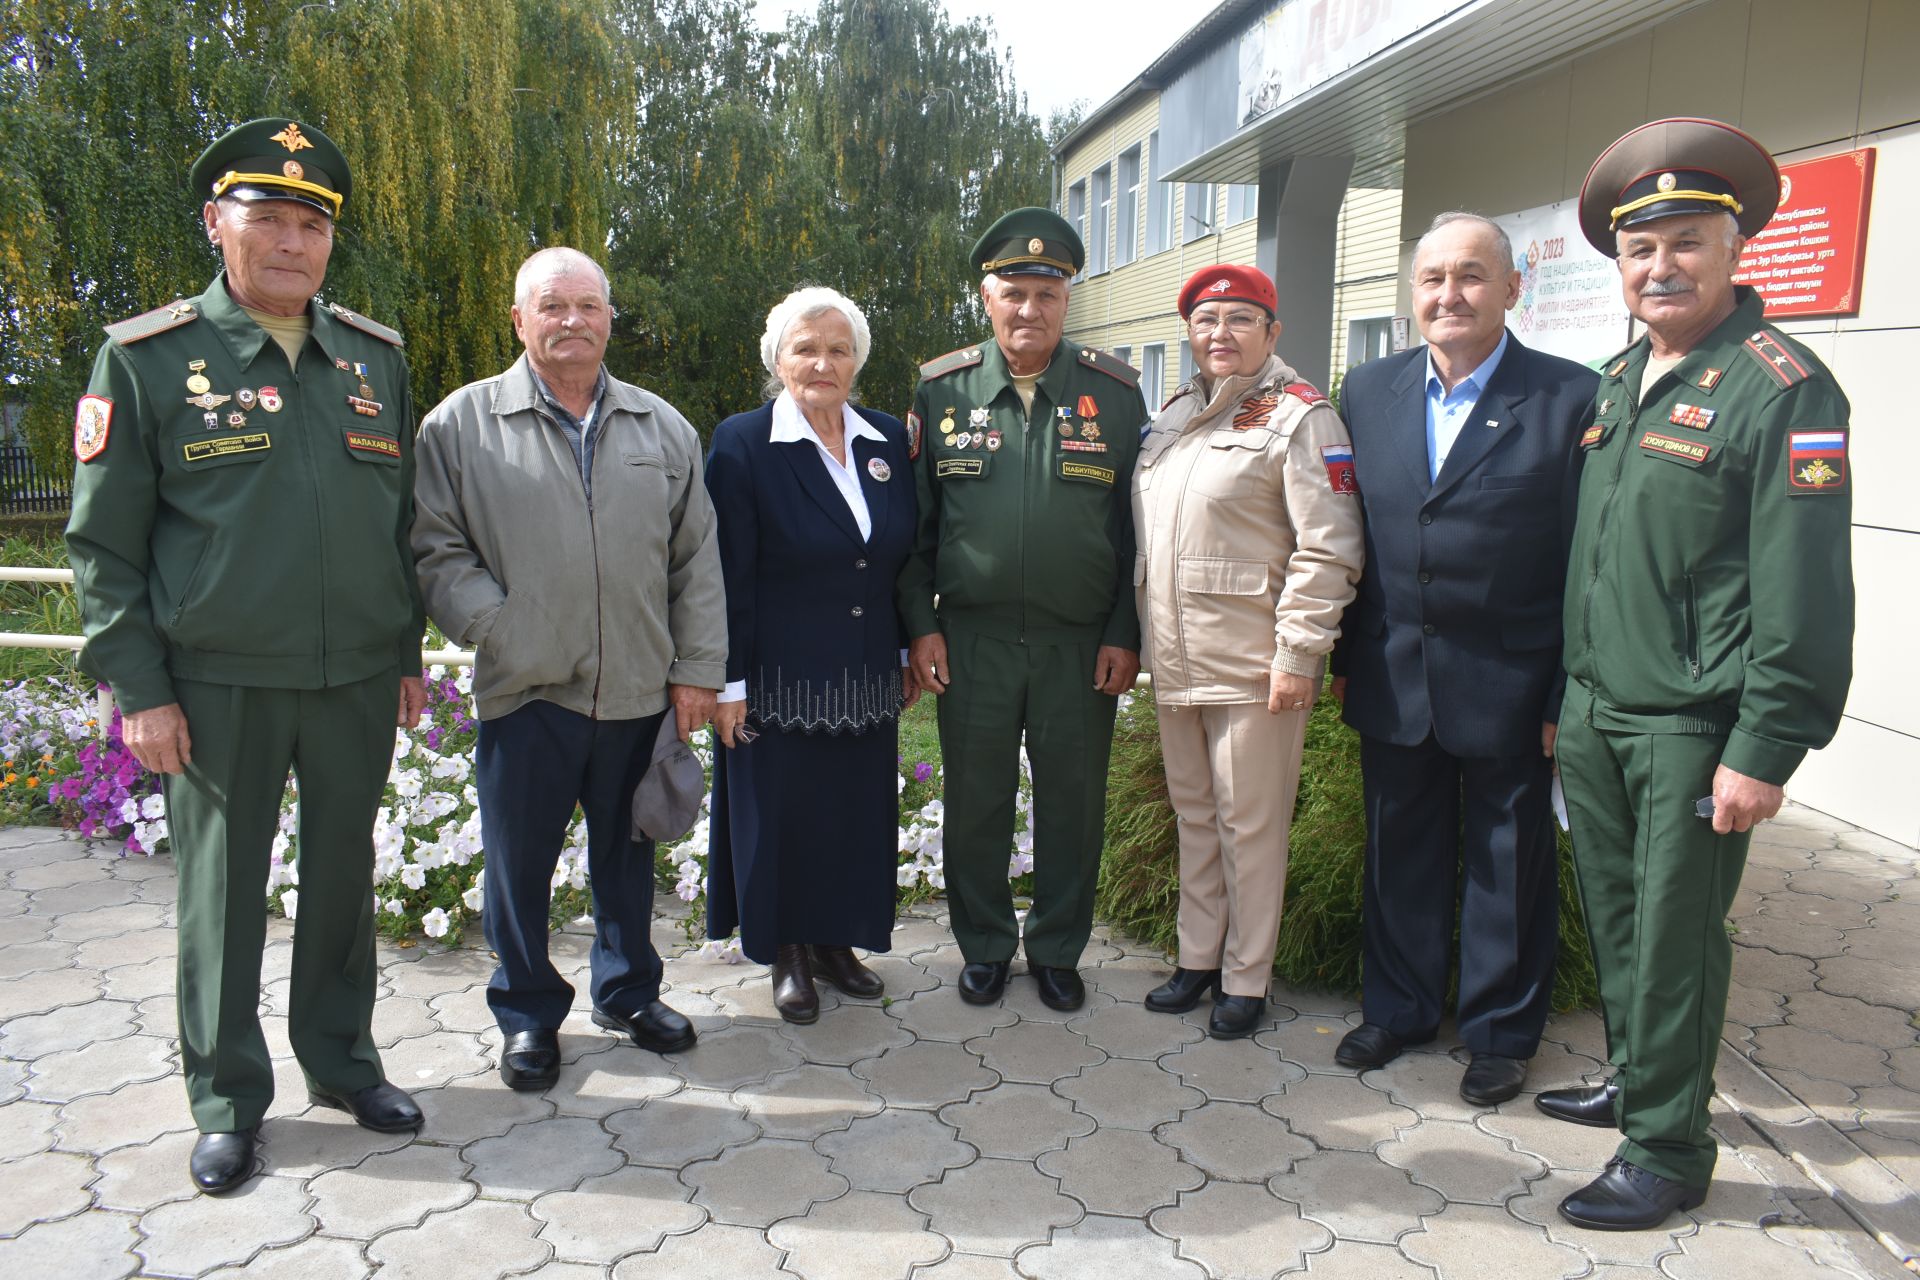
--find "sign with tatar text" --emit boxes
[1734,148,1876,318]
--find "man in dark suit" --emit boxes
[1330,212,1599,1104]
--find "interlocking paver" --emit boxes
[306,1140,475,1236]
[29,879,137,915]
[90,1128,201,1212]
[1,996,137,1058]
[0,938,82,977]
[939,1081,1095,1157]
[47,901,167,942]
[1400,1202,1586,1278]
[1268,1148,1445,1242]
[1158,1099,1312,1181]
[1159,1034,1307,1102]
[0,1207,141,1279]
[1813,955,1919,1012]
[53,1074,193,1153]
[531,1165,703,1260]
[908,1157,1082,1254]
[768,1189,949,1279]
[367,1199,549,1280]
[23,1030,173,1101]
[998,972,1119,1023]
[411,1078,555,1143]
[1054,1056,1204,1131]
[465,1116,623,1197]
[1359,1049,1485,1122]
[1662,1219,1860,1279]
[909,1255,1022,1280]
[1014,1213,1207,1279]
[887,988,1019,1042]
[1506,1170,1695,1267]
[1068,1001,1200,1059]
[730,1062,882,1139]
[0,913,52,947]
[854,1039,998,1108]
[200,1236,372,1280]
[376,1029,492,1090]
[608,1087,759,1166]
[857,954,942,999]
[1749,1024,1890,1087]
[543,1045,681,1117]
[1293,1240,1436,1279]
[0,1147,94,1234]
[1476,1103,1611,1173]
[97,954,175,1003]
[1254,1013,1356,1073]
[135,1173,313,1276]
[710,974,842,1022]
[1261,1071,1416,1150]
[682,1135,847,1227]
[775,1003,912,1065]
[815,1107,974,1191]
[611,1222,785,1279]
[1150,1181,1335,1278]
[1378,1116,1547,1204]
[668,1023,802,1090]
[1037,1127,1203,1215]
[0,963,104,1019]
[967,1019,1104,1084]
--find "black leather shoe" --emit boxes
[1031,965,1086,1012]
[1460,1053,1529,1105]
[957,960,1010,1004]
[499,1028,560,1091]
[306,1080,423,1133]
[189,1129,257,1194]
[811,945,884,999]
[1208,994,1265,1040]
[1558,1158,1706,1230]
[1536,1078,1621,1128]
[772,944,820,1024]
[591,999,698,1053]
[1144,968,1222,1014]
[1334,1022,1407,1070]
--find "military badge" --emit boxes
[1580,423,1606,448]
[1055,406,1074,437]
[1787,430,1847,493]
[867,457,892,482]
[905,411,922,460]
[954,432,971,450]
[1605,359,1629,377]
[334,357,351,372]
[346,395,383,418]
[227,410,248,429]
[236,388,258,411]
[186,362,211,394]
[1079,420,1101,442]
[968,407,991,429]
[1697,368,1724,391]
[1668,403,1716,429]
[283,160,304,180]
[270,122,314,153]
[259,386,283,413]
[986,430,1002,451]
[186,391,231,411]
[73,395,112,462]
[1076,394,1098,419]
[203,411,219,430]
[1321,443,1358,494]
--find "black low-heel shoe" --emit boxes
[189,1129,257,1194]
[1536,1079,1621,1128]
[306,1080,423,1133]
[499,1028,561,1091]
[1558,1158,1706,1231]
[1144,968,1222,1014]
[958,960,1010,1004]
[1208,994,1265,1040]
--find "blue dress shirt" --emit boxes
[1423,331,1510,482]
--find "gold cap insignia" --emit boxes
[283,160,304,179]
[1027,237,1044,254]
[1656,171,1677,192]
[271,122,315,154]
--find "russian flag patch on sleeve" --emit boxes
[1787,429,1847,493]
[1321,443,1357,494]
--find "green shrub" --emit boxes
[1097,691,1600,1011]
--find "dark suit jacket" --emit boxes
[704,400,915,733]
[1332,334,1599,757]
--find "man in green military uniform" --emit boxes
[900,207,1146,1011]
[66,118,429,1194]
[1539,119,1855,1230]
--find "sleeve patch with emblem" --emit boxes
[1282,380,1326,406]
[74,395,113,461]
[905,411,922,461]
[1321,443,1358,493]
[1787,430,1847,492]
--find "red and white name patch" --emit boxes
[74,396,113,462]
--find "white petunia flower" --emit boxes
[281,888,299,919]
[421,908,450,938]
[461,883,484,912]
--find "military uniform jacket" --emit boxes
[1562,286,1853,784]
[1132,354,1363,702]
[66,274,424,715]
[898,337,1146,648]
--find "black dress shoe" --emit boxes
[1558,1157,1706,1230]
[1459,1053,1529,1105]
[1334,1022,1407,1070]
[957,960,1010,1004]
[1144,968,1221,1014]
[1031,965,1085,1012]
[1536,1078,1621,1128]
[772,944,820,1025]
[591,999,698,1053]
[499,1028,561,1091]
[306,1080,423,1133]
[189,1129,257,1194]
[1208,994,1265,1040]
[811,945,884,999]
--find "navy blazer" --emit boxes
[1333,334,1599,757]
[704,401,915,734]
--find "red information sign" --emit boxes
[1734,148,1876,318]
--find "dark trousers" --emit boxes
[1357,732,1559,1057]
[475,699,668,1034]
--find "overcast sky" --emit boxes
[753,0,1220,124]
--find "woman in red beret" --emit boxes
[1130,264,1365,1038]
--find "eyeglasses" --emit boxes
[1188,312,1268,336]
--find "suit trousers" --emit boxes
[166,668,398,1133]
[1357,733,1559,1057]
[1556,703,1747,1187]
[475,700,669,1033]
[936,623,1117,968]
[1157,700,1307,997]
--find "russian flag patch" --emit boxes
[1321,443,1357,494]
[1787,429,1847,493]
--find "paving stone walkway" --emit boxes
[0,802,1914,1279]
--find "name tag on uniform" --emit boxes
[1636,431,1711,465]
[937,457,985,478]
[183,433,271,462]
[1059,461,1114,485]
[345,431,401,458]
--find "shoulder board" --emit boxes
[1739,329,1811,391]
[1282,380,1327,406]
[1076,345,1139,385]
[103,300,200,346]
[919,345,985,380]
[325,301,405,347]
[1597,340,1639,380]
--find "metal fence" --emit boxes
[0,444,70,515]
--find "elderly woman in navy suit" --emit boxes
[704,287,918,1023]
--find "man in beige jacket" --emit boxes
[1133,264,1365,1038]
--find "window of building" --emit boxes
[1116,146,1141,267]
[1178,338,1197,385]
[1090,164,1112,275]
[1226,183,1258,226]
[1183,182,1214,242]
[1066,180,1086,281]
[1141,344,1166,415]
[1146,132,1175,256]
[1347,316,1397,367]
[1112,345,1132,368]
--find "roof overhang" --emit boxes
[1165,0,1707,188]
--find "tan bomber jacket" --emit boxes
[1131,353,1365,704]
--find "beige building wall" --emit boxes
[1400,0,1920,842]
[1329,187,1404,384]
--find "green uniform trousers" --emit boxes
[1556,693,1750,1187]
[937,622,1118,968]
[166,668,399,1132]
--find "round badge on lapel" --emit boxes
[867,457,891,482]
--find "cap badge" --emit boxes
[1656,171,1677,192]
[283,160,304,180]
[270,122,315,153]
[1027,237,1044,254]
[1206,278,1231,293]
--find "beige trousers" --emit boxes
[1157,700,1309,997]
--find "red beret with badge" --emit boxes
[1177,264,1278,319]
